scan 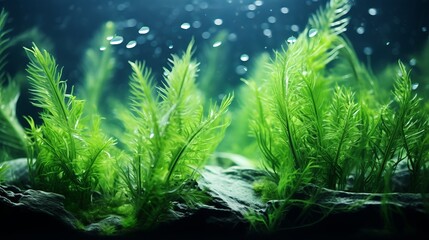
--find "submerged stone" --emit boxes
[0,165,428,239]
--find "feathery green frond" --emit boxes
[250,0,352,180]
[24,44,116,212]
[373,61,429,192]
[0,9,27,160]
[119,41,233,228]
[310,0,350,35]
[0,8,11,82]
[79,21,116,115]
[323,86,360,189]
[246,0,354,231]
[217,52,271,166]
[0,80,27,159]
[197,30,231,101]
[25,44,79,131]
[246,0,429,232]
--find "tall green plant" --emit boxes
[118,41,233,228]
[245,0,429,232]
[0,8,27,161]
[245,0,358,230]
[217,52,271,166]
[0,8,9,82]
[78,21,116,116]
[373,61,429,192]
[247,0,351,191]
[24,44,117,212]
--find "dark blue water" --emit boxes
[1,0,428,122]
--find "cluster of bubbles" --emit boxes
[98,1,428,78]
[100,0,299,76]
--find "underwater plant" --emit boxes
[216,52,271,167]
[20,27,233,231]
[197,30,232,102]
[0,9,27,162]
[24,44,118,212]
[78,21,117,117]
[0,2,234,230]
[116,40,233,228]
[242,0,429,231]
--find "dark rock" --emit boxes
[1,166,428,240]
[259,184,429,239]
[198,166,265,215]
[0,184,83,239]
[85,215,124,235]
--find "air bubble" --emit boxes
[185,4,194,12]
[236,65,248,75]
[412,83,419,90]
[263,29,272,38]
[240,54,249,62]
[181,22,191,30]
[368,8,377,16]
[281,7,289,14]
[287,36,297,44]
[254,0,263,6]
[202,31,211,39]
[126,40,137,49]
[308,28,318,38]
[192,21,202,28]
[147,34,155,41]
[291,24,299,32]
[246,12,255,19]
[99,46,106,51]
[110,36,124,45]
[213,41,222,48]
[248,4,256,11]
[126,19,137,28]
[138,26,150,34]
[409,58,417,66]
[199,2,208,9]
[214,18,223,26]
[363,47,373,55]
[228,33,237,42]
[268,16,276,23]
[356,26,365,34]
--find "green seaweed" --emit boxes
[117,41,233,228]
[0,9,27,162]
[217,52,271,167]
[20,38,232,229]
[78,21,117,117]
[24,44,117,212]
[242,0,429,232]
